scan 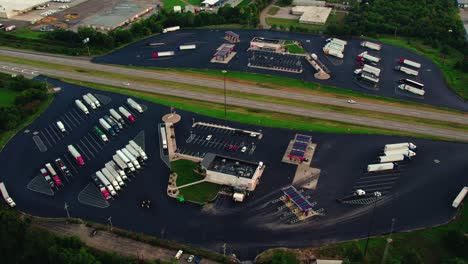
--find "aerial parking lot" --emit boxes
[93,29,468,112]
[0,78,467,259]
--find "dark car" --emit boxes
[90,229,98,237]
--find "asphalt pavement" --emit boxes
[1,79,467,260]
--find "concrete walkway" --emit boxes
[259,0,278,29]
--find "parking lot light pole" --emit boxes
[64,203,70,218]
[222,70,227,118]
[107,216,113,231]
[364,191,381,258]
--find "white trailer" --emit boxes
[82,94,96,109]
[126,144,144,163]
[96,171,116,196]
[326,38,347,46]
[109,160,128,180]
[101,168,120,191]
[160,127,168,149]
[384,149,416,157]
[127,98,143,113]
[86,93,101,107]
[325,42,345,51]
[361,41,381,51]
[121,148,141,169]
[398,84,425,96]
[105,163,124,187]
[129,140,148,160]
[0,182,16,207]
[162,26,180,33]
[452,187,468,208]
[118,106,135,123]
[384,143,417,151]
[75,99,89,115]
[113,154,129,172]
[367,163,397,172]
[358,51,381,63]
[323,48,343,59]
[109,109,124,124]
[68,144,85,165]
[395,66,418,76]
[56,121,66,133]
[399,58,421,69]
[378,154,408,163]
[117,150,135,171]
[99,118,115,136]
[363,64,381,77]
[178,44,196,50]
[360,72,379,84]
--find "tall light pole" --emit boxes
[64,203,70,218]
[107,216,113,231]
[381,218,396,264]
[222,70,227,118]
[364,191,382,258]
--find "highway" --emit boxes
[1,63,467,141]
[0,48,467,125]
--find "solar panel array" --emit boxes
[296,134,312,143]
[282,186,313,211]
[225,31,239,39]
[288,134,312,160]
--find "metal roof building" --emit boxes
[0,0,49,18]
[291,6,332,25]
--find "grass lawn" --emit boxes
[284,40,306,54]
[267,6,280,15]
[186,0,201,5]
[0,89,18,106]
[267,12,346,31]
[317,204,468,263]
[172,160,221,203]
[237,0,251,8]
[370,36,468,100]
[5,28,45,40]
[162,0,186,10]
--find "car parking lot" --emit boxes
[248,51,303,73]
[93,29,468,112]
[1,79,467,260]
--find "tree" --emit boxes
[270,250,299,264]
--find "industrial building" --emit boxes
[249,37,284,52]
[200,153,265,192]
[291,6,332,25]
[201,0,220,7]
[0,0,49,18]
[292,0,326,7]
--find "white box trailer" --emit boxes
[117,150,135,171]
[378,154,408,163]
[178,44,196,50]
[358,51,381,63]
[96,171,116,196]
[105,163,125,186]
[399,58,421,69]
[452,187,468,208]
[86,93,101,107]
[101,168,120,191]
[398,84,425,96]
[75,99,89,115]
[82,94,96,109]
[0,182,16,207]
[384,149,416,157]
[323,48,344,59]
[384,143,417,151]
[122,148,141,169]
[113,154,130,172]
[109,160,127,180]
[129,140,148,160]
[361,41,381,51]
[163,26,180,33]
[363,64,381,77]
[127,98,143,113]
[126,144,144,163]
[109,109,124,124]
[360,72,379,84]
[367,163,397,172]
[394,66,418,76]
[326,38,347,46]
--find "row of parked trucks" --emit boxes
[39,158,73,189]
[366,142,417,172]
[323,38,347,59]
[75,93,101,115]
[92,141,148,200]
[151,44,197,58]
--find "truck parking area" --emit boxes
[0,79,467,260]
[93,29,468,111]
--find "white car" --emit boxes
[187,255,194,263]
[347,100,356,104]
[122,82,130,86]
[353,68,363,75]
[206,135,212,141]
[241,146,247,153]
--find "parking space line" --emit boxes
[87,133,103,150]
[63,154,79,175]
[359,174,398,179]
[40,132,53,147]
[355,177,399,184]
[79,139,96,158]
[48,124,62,140]
[75,143,91,160]
[354,182,395,188]
[364,186,393,191]
[58,118,72,132]
[68,110,82,125]
[43,127,57,144]
[63,113,78,128]
[84,135,100,153]
[72,108,85,121]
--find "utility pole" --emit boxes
[381,218,396,264]
[222,243,226,257]
[364,191,382,258]
[222,70,227,118]
[64,203,70,218]
[107,216,113,231]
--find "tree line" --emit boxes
[0,75,48,133]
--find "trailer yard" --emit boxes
[93,29,468,112]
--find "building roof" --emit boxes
[225,31,239,39]
[251,37,282,44]
[202,0,220,5]
[0,0,49,18]
[202,153,259,179]
[292,0,326,6]
[292,6,331,24]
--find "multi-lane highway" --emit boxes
[1,62,467,141]
[0,48,467,125]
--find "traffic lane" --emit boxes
[1,49,467,124]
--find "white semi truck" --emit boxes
[109,160,127,180]
[118,107,135,123]
[361,41,381,51]
[96,171,116,196]
[121,148,141,169]
[75,99,89,115]
[101,168,121,191]
[117,150,136,171]
[127,98,143,113]
[399,58,421,69]
[398,84,425,96]
[357,51,381,63]
[363,64,381,77]
[125,144,145,164]
[378,154,410,163]
[0,182,16,207]
[129,140,148,160]
[367,162,398,172]
[82,94,96,109]
[68,145,85,165]
[394,66,418,76]
[162,26,180,33]
[384,149,416,157]
[452,187,468,208]
[109,109,125,125]
[105,163,125,186]
[384,143,417,151]
[86,93,101,107]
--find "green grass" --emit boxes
[172,160,221,203]
[0,94,54,150]
[195,24,246,29]
[5,28,45,40]
[317,204,468,264]
[237,0,251,8]
[0,89,18,106]
[186,0,201,5]
[162,0,186,10]
[267,6,280,15]
[284,40,306,54]
[267,12,346,31]
[369,36,468,100]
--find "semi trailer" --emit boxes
[93,126,109,142]
[0,182,16,207]
[399,58,421,69]
[82,94,97,109]
[45,163,63,187]
[118,107,135,123]
[109,160,127,180]
[129,140,148,160]
[178,44,196,50]
[104,115,120,133]
[105,162,125,185]
[96,171,116,196]
[91,174,111,200]
[378,154,410,163]
[152,51,175,58]
[162,26,180,33]
[101,168,121,191]
[367,162,398,172]
[56,121,66,133]
[357,52,381,63]
[109,109,125,125]
[113,154,130,172]
[326,38,347,46]
[399,79,424,89]
[99,118,116,136]
[121,148,141,169]
[359,71,379,85]
[363,64,381,77]
[394,66,418,76]
[75,99,89,115]
[398,84,425,96]
[68,145,85,165]
[40,168,55,188]
[116,150,135,171]
[360,41,381,51]
[86,93,101,107]
[323,48,344,58]
[384,142,417,151]
[452,187,468,208]
[384,149,416,157]
[125,144,145,164]
[160,127,168,149]
[127,98,143,113]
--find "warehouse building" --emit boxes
[291,6,332,25]
[201,0,221,7]
[0,0,49,18]
[249,37,284,52]
[201,153,265,192]
[292,0,326,7]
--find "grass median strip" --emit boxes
[60,78,459,141]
